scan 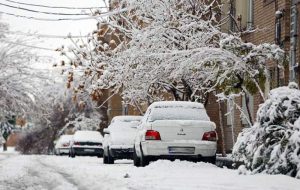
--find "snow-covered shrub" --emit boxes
[232,83,300,178]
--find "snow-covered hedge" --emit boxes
[232,83,300,178]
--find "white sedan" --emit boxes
[54,135,73,155]
[133,101,217,167]
[103,115,143,164]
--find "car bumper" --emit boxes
[141,141,216,158]
[73,147,103,156]
[110,147,134,159]
[57,148,70,154]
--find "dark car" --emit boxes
[69,130,103,158]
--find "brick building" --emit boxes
[96,0,300,153]
[217,0,300,152]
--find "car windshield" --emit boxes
[149,106,209,121]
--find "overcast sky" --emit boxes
[0,0,107,61]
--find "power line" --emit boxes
[1,30,92,39]
[4,0,107,10]
[0,2,89,16]
[0,8,127,21]
[0,39,56,51]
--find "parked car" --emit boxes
[103,116,143,164]
[133,101,217,167]
[69,130,103,158]
[54,135,73,155]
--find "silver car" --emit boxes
[54,135,73,155]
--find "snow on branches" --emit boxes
[65,0,285,106]
[232,83,300,178]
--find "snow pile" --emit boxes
[232,83,300,178]
[0,146,18,154]
[1,155,300,190]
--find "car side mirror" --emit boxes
[103,128,110,134]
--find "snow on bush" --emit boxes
[232,83,300,178]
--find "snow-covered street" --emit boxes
[0,152,299,190]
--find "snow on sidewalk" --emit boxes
[0,155,299,190]
[0,146,18,154]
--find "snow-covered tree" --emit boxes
[15,79,104,154]
[232,83,300,178]
[0,18,51,120]
[64,0,284,109]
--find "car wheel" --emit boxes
[202,155,216,164]
[107,147,114,164]
[133,147,140,167]
[70,149,75,158]
[140,154,149,167]
[103,150,109,164]
[140,145,149,167]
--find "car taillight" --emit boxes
[74,142,80,145]
[202,131,217,141]
[63,143,69,147]
[145,130,161,140]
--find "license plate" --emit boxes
[84,149,95,152]
[168,147,195,154]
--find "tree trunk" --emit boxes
[218,101,227,157]
[3,142,7,151]
[244,93,254,126]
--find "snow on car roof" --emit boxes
[73,130,103,142]
[58,135,73,143]
[148,101,209,121]
[111,115,143,123]
[150,101,204,109]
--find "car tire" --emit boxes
[107,147,114,164]
[133,147,140,167]
[139,144,149,167]
[103,151,109,164]
[140,154,149,167]
[70,149,75,158]
[202,155,216,164]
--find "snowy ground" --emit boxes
[0,150,300,190]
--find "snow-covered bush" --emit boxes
[232,83,300,178]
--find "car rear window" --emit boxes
[149,106,209,121]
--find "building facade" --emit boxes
[98,0,300,153]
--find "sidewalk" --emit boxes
[0,146,18,155]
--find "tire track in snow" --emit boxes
[33,156,86,190]
[0,155,79,190]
